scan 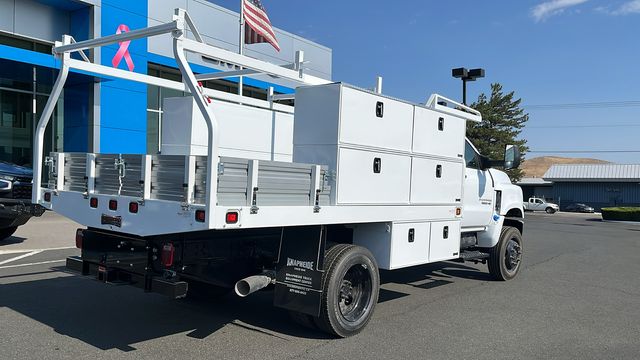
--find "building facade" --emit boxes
[543,164,640,211]
[0,0,332,166]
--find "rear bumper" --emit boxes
[66,256,188,299]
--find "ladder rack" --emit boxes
[33,8,331,226]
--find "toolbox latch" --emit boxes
[375,101,384,118]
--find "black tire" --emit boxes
[545,207,556,214]
[314,244,380,337]
[0,226,18,241]
[488,226,523,281]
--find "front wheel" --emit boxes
[488,226,523,281]
[0,226,18,241]
[545,207,556,214]
[314,244,380,337]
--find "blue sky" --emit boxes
[213,0,640,163]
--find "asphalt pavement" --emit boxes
[1,212,639,359]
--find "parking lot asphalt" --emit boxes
[1,212,639,360]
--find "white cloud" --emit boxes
[531,0,589,22]
[612,0,640,15]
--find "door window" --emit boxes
[464,140,481,169]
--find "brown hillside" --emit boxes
[522,156,611,178]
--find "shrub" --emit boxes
[601,207,640,222]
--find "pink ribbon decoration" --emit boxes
[112,24,135,71]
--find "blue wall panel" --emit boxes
[64,5,92,152]
[553,182,640,211]
[99,0,148,154]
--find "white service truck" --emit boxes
[32,10,524,337]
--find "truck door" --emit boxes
[534,198,544,211]
[462,140,493,229]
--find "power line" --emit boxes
[523,100,640,110]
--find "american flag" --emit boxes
[242,0,281,52]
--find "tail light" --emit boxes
[90,197,98,208]
[44,192,51,202]
[195,210,206,222]
[75,229,84,249]
[129,202,139,213]
[109,199,118,211]
[226,211,239,224]
[161,243,175,267]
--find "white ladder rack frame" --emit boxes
[32,8,331,226]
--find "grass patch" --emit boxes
[601,207,640,222]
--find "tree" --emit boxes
[467,83,529,181]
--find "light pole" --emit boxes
[452,67,485,105]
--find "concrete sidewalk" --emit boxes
[0,211,79,252]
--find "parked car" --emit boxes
[0,161,44,241]
[523,197,560,214]
[564,203,595,213]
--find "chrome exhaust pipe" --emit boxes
[234,272,275,297]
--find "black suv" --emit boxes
[0,161,45,241]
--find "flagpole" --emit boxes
[238,0,244,96]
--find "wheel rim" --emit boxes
[504,238,522,274]
[338,264,372,323]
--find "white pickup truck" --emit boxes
[32,9,526,338]
[523,197,559,214]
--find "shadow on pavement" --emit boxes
[0,235,27,246]
[0,261,490,350]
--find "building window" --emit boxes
[0,32,53,55]
[0,59,63,167]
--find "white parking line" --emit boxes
[0,259,66,270]
[0,246,76,255]
[0,250,43,266]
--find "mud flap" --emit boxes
[273,226,326,316]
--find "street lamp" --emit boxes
[452,67,485,105]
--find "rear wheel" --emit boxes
[0,226,18,241]
[314,244,380,337]
[488,226,523,281]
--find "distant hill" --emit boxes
[522,156,611,178]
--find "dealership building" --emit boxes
[519,164,640,211]
[0,0,332,166]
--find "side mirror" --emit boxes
[504,145,521,170]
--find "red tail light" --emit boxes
[161,243,175,267]
[226,211,239,224]
[109,199,118,211]
[129,202,139,213]
[44,192,51,202]
[90,197,98,208]
[75,229,84,249]
[195,210,206,222]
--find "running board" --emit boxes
[458,250,490,261]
